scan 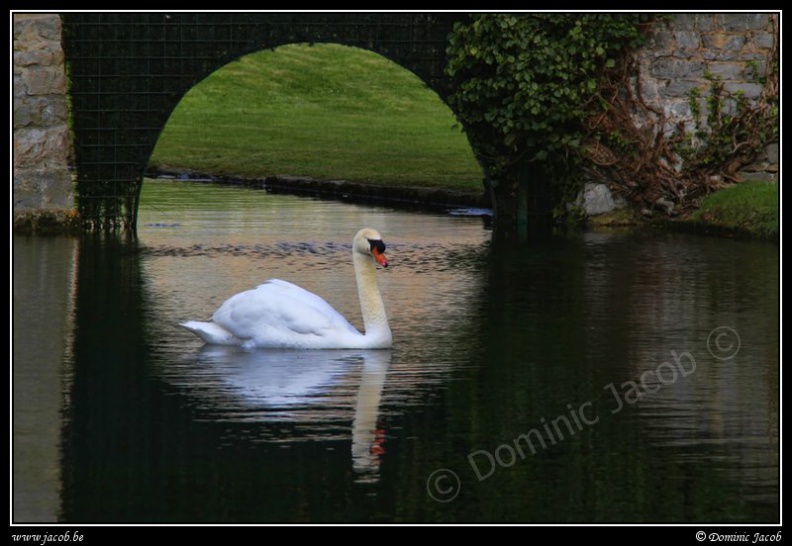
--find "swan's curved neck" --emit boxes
[353,250,391,346]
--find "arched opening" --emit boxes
[61,12,471,230]
[146,43,483,198]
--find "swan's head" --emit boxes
[354,228,388,268]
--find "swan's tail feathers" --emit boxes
[180,321,239,345]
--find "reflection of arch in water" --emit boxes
[162,347,391,482]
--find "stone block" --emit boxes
[14,47,64,68]
[706,61,750,81]
[700,34,747,60]
[13,169,74,209]
[647,27,673,52]
[651,56,705,80]
[672,14,716,32]
[672,14,699,31]
[737,170,777,184]
[674,30,700,51]
[14,126,71,168]
[719,14,770,32]
[21,65,67,96]
[662,79,702,98]
[763,143,779,163]
[13,14,62,43]
[752,31,776,50]
[33,96,70,127]
[577,183,625,216]
[723,81,764,99]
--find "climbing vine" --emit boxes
[445,13,646,221]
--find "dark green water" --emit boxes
[13,180,779,523]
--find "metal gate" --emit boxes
[62,12,464,229]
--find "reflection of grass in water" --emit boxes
[690,181,778,239]
[150,43,482,191]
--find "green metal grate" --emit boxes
[61,12,466,230]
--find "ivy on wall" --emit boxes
[445,13,779,221]
[445,13,645,211]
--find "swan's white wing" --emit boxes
[212,279,360,343]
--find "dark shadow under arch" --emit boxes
[62,12,468,229]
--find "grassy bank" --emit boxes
[687,182,779,240]
[149,43,483,191]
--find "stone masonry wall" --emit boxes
[13,14,74,227]
[636,13,778,183]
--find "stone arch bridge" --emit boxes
[15,13,778,234]
[61,12,467,229]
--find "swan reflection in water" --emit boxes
[169,346,391,483]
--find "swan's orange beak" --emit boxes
[372,247,389,268]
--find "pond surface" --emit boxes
[13,180,779,523]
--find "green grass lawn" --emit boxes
[689,181,779,239]
[149,43,483,191]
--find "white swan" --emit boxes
[181,228,392,349]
